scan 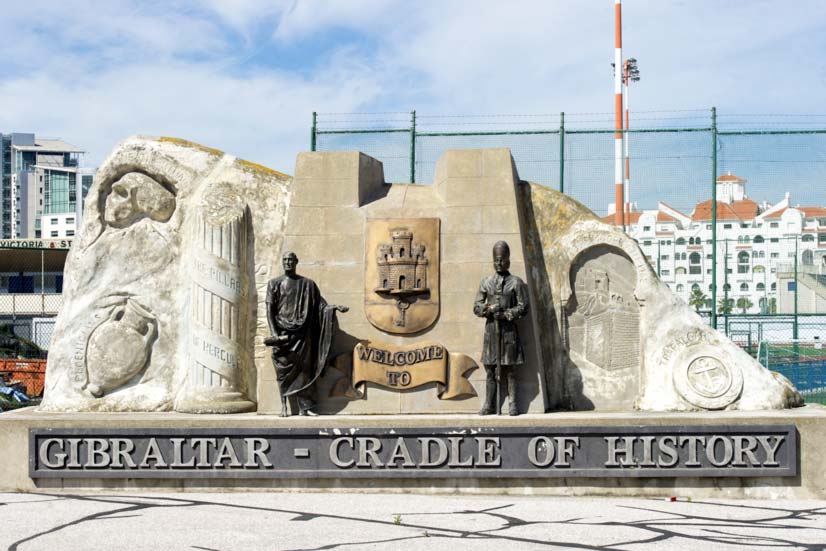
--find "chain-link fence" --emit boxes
[0,245,66,397]
[313,109,826,402]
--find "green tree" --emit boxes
[736,297,754,314]
[688,288,708,312]
[769,298,777,314]
[717,298,734,315]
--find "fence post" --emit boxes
[410,110,416,183]
[794,236,799,359]
[310,111,317,151]
[724,238,730,334]
[559,112,565,193]
[710,107,718,330]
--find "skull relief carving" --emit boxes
[104,172,176,228]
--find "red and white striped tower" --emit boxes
[613,0,624,226]
[624,60,631,214]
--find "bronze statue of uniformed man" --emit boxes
[473,241,529,416]
[266,251,348,417]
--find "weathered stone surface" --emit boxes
[522,183,801,411]
[40,136,290,412]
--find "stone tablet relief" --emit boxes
[566,245,640,410]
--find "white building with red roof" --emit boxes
[604,173,826,314]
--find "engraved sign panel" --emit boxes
[30,425,797,479]
[364,218,440,334]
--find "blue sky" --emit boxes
[1,0,825,212]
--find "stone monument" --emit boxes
[1,137,820,499]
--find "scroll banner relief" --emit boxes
[352,340,477,399]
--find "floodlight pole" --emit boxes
[623,58,639,213]
[613,0,624,229]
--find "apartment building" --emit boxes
[605,174,826,314]
[0,133,92,239]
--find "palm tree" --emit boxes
[736,297,754,314]
[688,288,707,312]
[717,298,734,315]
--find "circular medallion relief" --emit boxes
[202,182,245,225]
[672,348,743,409]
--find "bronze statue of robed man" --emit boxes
[266,251,348,417]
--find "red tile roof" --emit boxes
[601,211,643,225]
[800,207,826,218]
[717,173,746,183]
[762,207,787,219]
[692,199,759,221]
[657,211,677,222]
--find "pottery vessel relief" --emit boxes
[84,299,158,397]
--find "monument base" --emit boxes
[2,406,824,498]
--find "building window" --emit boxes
[802,234,815,242]
[724,224,732,229]
[741,223,750,228]
[788,282,796,291]
[689,252,702,274]
[643,240,652,246]
[676,237,686,245]
[756,282,765,292]
[706,269,712,274]
[50,218,58,224]
[66,230,75,236]
[754,235,764,243]
[820,234,826,244]
[676,284,684,293]
[705,224,711,230]
[753,265,765,273]
[67,217,75,224]
[737,251,750,273]
[661,269,670,276]
[740,283,749,292]
[50,231,58,237]
[675,267,686,275]
[661,255,670,261]
[771,252,779,258]
[771,283,777,291]
[643,226,651,231]
[770,238,779,243]
[770,222,779,228]
[723,283,731,292]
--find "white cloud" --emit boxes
[0,0,824,175]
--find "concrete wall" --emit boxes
[257,149,548,415]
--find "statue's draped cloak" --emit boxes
[266,275,337,397]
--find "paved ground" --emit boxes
[2,492,825,551]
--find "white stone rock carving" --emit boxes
[176,183,255,413]
[40,136,290,412]
[104,172,176,228]
[527,183,801,412]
